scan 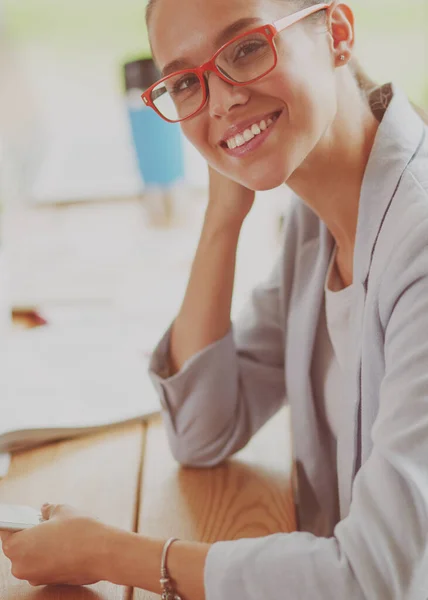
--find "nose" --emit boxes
[205,72,250,118]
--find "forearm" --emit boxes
[169,204,243,374]
[103,526,210,599]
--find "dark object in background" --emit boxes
[12,308,48,329]
[124,59,162,93]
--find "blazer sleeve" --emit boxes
[203,222,428,599]
[148,255,286,467]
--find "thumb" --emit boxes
[0,530,13,548]
[41,502,55,520]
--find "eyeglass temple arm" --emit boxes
[272,2,332,33]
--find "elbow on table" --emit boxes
[168,437,233,468]
[162,396,251,468]
[167,424,250,469]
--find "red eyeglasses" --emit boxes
[141,3,331,123]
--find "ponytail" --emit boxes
[350,57,428,126]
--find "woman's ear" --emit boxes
[327,3,355,67]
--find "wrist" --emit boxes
[203,202,245,242]
[93,523,123,583]
[206,200,247,229]
[100,526,163,592]
[100,528,211,598]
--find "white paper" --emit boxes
[0,325,160,453]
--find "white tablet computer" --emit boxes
[0,503,43,532]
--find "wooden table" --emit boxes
[0,408,295,599]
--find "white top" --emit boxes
[313,247,353,439]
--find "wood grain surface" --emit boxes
[134,408,295,600]
[0,423,145,600]
[0,410,296,600]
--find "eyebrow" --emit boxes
[161,17,262,77]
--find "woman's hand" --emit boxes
[207,165,255,226]
[0,503,110,587]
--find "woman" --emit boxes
[1,0,428,597]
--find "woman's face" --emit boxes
[149,0,342,191]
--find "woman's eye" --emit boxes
[235,41,265,59]
[172,75,199,94]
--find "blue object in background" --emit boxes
[127,103,185,189]
[124,58,185,190]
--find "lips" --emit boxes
[219,110,283,148]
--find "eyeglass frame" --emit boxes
[141,2,331,123]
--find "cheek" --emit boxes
[181,120,215,161]
[275,62,336,138]
[274,35,336,119]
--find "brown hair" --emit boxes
[351,57,428,125]
[145,0,320,27]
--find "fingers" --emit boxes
[40,502,81,521]
[41,503,55,520]
[41,503,70,520]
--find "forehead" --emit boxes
[149,0,281,73]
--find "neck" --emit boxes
[287,77,380,281]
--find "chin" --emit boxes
[239,165,291,192]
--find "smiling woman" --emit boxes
[2,1,428,599]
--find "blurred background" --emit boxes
[0,0,427,347]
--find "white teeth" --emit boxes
[243,129,254,142]
[225,114,278,149]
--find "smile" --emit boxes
[220,110,283,157]
[224,112,280,149]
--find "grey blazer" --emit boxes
[149,84,428,599]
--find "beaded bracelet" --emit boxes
[160,537,182,600]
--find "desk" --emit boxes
[0,409,295,599]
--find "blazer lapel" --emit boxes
[354,84,426,285]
